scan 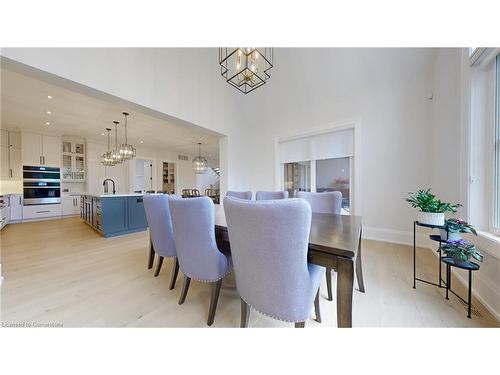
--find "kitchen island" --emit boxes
[81,193,148,237]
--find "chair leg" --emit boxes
[207,279,223,326]
[148,242,155,269]
[314,289,322,323]
[154,256,164,277]
[178,275,191,305]
[295,322,305,328]
[169,258,179,290]
[240,298,250,328]
[326,267,333,301]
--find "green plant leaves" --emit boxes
[405,188,461,213]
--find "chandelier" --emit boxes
[219,47,273,94]
[101,128,115,166]
[192,142,208,174]
[118,112,136,161]
[110,121,124,164]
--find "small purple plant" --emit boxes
[442,238,483,263]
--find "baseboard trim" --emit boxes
[363,225,500,322]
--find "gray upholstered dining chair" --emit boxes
[143,194,179,289]
[226,190,252,200]
[297,191,342,301]
[255,190,289,200]
[169,196,233,326]
[224,196,325,328]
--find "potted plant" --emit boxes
[442,238,483,264]
[405,189,461,226]
[439,218,477,241]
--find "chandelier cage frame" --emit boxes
[219,47,274,94]
[118,112,136,161]
[192,142,208,174]
[101,128,115,166]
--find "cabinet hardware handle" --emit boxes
[9,169,12,178]
[36,210,50,213]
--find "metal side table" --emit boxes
[442,257,480,319]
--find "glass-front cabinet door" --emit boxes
[61,139,86,182]
[62,154,73,180]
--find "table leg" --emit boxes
[413,221,416,289]
[438,246,442,287]
[468,270,472,319]
[446,264,450,300]
[337,257,354,328]
[355,228,365,293]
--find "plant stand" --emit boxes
[442,257,480,319]
[413,221,448,289]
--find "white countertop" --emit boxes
[82,193,144,198]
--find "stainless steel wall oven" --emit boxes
[23,166,61,205]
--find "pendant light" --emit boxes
[219,47,273,94]
[192,142,208,174]
[101,128,115,166]
[110,121,124,164]
[118,112,136,160]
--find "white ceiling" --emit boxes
[0,67,221,160]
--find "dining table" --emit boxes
[214,204,365,328]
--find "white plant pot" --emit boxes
[439,229,462,241]
[418,211,445,226]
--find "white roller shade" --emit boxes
[279,128,354,163]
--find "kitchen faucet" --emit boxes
[103,179,116,195]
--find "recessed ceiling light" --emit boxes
[47,95,53,99]
[45,121,50,125]
[101,133,105,136]
[46,111,51,115]
[140,140,144,144]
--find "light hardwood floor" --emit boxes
[1,216,498,327]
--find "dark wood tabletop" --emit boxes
[214,204,362,259]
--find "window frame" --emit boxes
[492,54,500,235]
[274,121,362,216]
[281,156,353,214]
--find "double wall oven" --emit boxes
[23,166,61,205]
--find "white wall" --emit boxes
[240,48,435,235]
[430,49,462,206]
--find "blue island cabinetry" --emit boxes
[81,194,148,237]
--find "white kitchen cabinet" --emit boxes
[0,206,9,230]
[43,135,61,166]
[21,132,61,167]
[9,194,23,222]
[23,204,62,220]
[62,196,80,216]
[0,130,22,179]
[61,139,86,182]
[0,144,9,179]
[21,132,43,166]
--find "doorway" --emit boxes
[133,158,155,192]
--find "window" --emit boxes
[316,157,351,212]
[284,161,311,197]
[278,127,355,214]
[493,54,500,233]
